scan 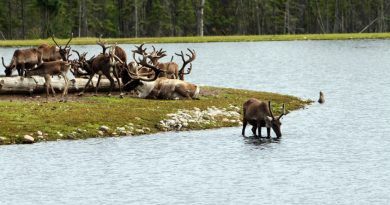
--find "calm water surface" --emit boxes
[1,40,390,204]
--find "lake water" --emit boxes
[1,40,390,204]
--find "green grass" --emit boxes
[0,87,311,145]
[1,33,390,47]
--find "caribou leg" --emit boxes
[43,74,52,102]
[59,73,69,102]
[242,119,247,136]
[266,127,271,139]
[251,125,257,137]
[94,74,102,96]
[113,65,123,97]
[104,72,115,97]
[78,73,95,96]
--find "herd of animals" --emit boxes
[1,34,199,102]
[1,35,326,139]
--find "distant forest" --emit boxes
[1,0,390,39]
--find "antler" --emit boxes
[268,101,275,120]
[148,46,167,64]
[176,48,196,80]
[279,104,286,119]
[1,57,7,68]
[64,33,73,49]
[51,33,73,49]
[51,34,61,49]
[72,50,81,59]
[96,35,111,54]
[130,53,163,82]
[132,43,147,62]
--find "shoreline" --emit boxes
[1,33,390,47]
[0,86,312,145]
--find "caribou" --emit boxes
[25,61,71,102]
[70,50,94,77]
[131,44,196,81]
[242,99,286,138]
[122,54,200,100]
[78,47,124,97]
[2,48,43,76]
[38,34,73,62]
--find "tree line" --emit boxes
[1,0,390,40]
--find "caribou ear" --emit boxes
[265,116,273,127]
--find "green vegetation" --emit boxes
[2,33,390,47]
[0,87,311,145]
[1,1,390,40]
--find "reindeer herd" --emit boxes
[1,35,289,139]
[1,35,199,102]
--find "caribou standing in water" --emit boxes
[242,99,286,138]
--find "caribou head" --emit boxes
[51,33,73,61]
[265,101,286,138]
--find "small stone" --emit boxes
[0,136,8,144]
[67,133,76,139]
[37,131,43,136]
[135,117,141,121]
[76,128,83,133]
[135,129,145,134]
[99,125,110,132]
[23,135,35,144]
[116,127,126,132]
[37,135,44,140]
[142,127,151,132]
[229,119,237,123]
[112,132,118,136]
[222,118,229,122]
[97,130,104,136]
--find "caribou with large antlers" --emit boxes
[122,53,200,100]
[38,34,73,62]
[242,99,286,138]
[131,44,196,80]
[2,48,43,76]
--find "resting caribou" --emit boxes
[242,99,286,138]
[131,44,196,80]
[2,48,43,76]
[122,55,200,100]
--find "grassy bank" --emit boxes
[1,33,390,47]
[0,87,311,145]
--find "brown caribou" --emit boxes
[78,47,124,97]
[122,54,200,100]
[2,48,43,76]
[38,34,73,62]
[25,61,71,102]
[242,99,286,138]
[70,50,94,77]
